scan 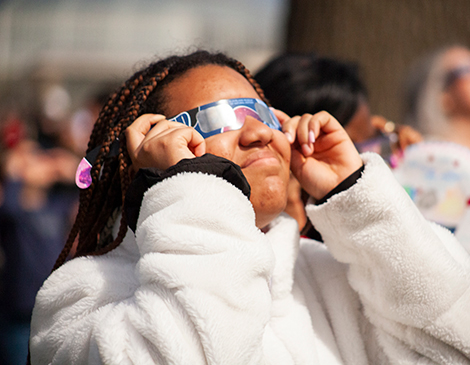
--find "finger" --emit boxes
[145,119,189,140]
[299,111,348,157]
[135,126,206,170]
[370,115,387,130]
[295,114,317,156]
[126,118,188,164]
[125,114,166,156]
[310,111,344,135]
[128,113,166,135]
[398,126,422,149]
[290,147,307,179]
[270,108,290,125]
[161,128,205,167]
[281,115,301,144]
[186,128,206,157]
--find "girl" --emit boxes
[29,51,470,364]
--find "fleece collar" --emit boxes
[265,214,300,302]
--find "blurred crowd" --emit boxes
[2,44,470,364]
[0,83,112,364]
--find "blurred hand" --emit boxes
[274,110,363,200]
[4,140,38,180]
[22,150,58,189]
[396,125,423,150]
[4,140,58,188]
[49,148,80,183]
[371,115,423,151]
[125,114,206,172]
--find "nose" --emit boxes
[238,116,274,147]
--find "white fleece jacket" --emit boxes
[29,153,470,364]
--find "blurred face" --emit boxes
[163,65,291,229]
[344,99,376,143]
[441,47,470,117]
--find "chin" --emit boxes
[251,182,288,228]
[254,204,287,230]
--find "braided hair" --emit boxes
[53,50,268,271]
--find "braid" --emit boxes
[52,66,169,269]
[52,50,269,271]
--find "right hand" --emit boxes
[125,114,206,172]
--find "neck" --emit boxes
[443,116,470,149]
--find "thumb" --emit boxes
[187,128,206,157]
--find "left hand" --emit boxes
[274,110,363,200]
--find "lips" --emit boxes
[241,149,280,168]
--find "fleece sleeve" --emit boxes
[125,153,251,232]
[30,172,274,365]
[306,152,470,364]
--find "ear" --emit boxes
[441,91,456,115]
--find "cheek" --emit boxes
[204,134,236,161]
[453,79,470,105]
[273,131,292,166]
[461,82,470,104]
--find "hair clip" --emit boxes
[75,139,120,189]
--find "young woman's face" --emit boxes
[163,65,291,229]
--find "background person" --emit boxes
[398,45,470,250]
[403,45,470,147]
[254,53,423,236]
[255,52,422,166]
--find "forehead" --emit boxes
[442,47,470,70]
[163,65,261,117]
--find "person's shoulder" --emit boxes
[41,233,140,298]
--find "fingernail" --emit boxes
[284,132,293,143]
[309,130,316,144]
[302,143,312,156]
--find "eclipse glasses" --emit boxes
[76,97,280,189]
[168,97,281,139]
